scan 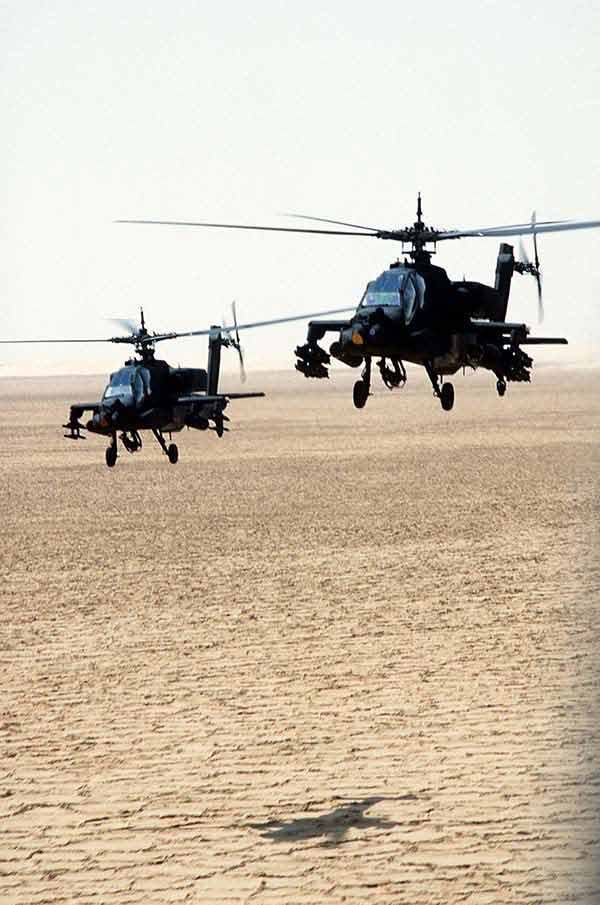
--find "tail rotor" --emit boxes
[531,211,544,323]
[516,211,544,322]
[229,301,246,383]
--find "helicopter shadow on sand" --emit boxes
[247,794,415,846]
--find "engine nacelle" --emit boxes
[169,367,208,393]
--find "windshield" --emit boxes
[361,269,406,308]
[103,367,136,400]
[360,268,425,324]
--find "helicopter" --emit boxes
[1,303,355,467]
[118,196,600,411]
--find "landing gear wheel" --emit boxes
[353,380,369,409]
[440,382,455,411]
[496,379,507,397]
[105,444,117,468]
[167,443,179,464]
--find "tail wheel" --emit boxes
[440,382,455,411]
[496,379,507,397]
[353,380,369,409]
[167,443,179,464]
[105,445,117,468]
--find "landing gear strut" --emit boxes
[353,357,371,409]
[152,428,179,464]
[425,362,455,411]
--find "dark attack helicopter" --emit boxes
[118,197,600,411]
[1,303,353,467]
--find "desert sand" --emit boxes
[1,365,598,903]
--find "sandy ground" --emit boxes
[1,365,599,904]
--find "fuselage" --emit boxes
[330,261,506,373]
[87,360,211,435]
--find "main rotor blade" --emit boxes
[0,337,112,344]
[282,212,388,232]
[116,219,377,237]
[440,217,600,240]
[2,306,355,348]
[0,332,162,346]
[438,217,568,240]
[154,306,356,343]
[227,306,355,332]
[108,317,138,335]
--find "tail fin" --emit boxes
[494,243,514,321]
[207,328,222,395]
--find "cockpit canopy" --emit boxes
[103,366,151,404]
[360,267,426,324]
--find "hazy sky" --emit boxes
[2,1,599,376]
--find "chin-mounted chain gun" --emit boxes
[63,406,86,440]
[295,343,330,379]
[378,358,407,390]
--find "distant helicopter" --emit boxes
[118,197,600,410]
[0,303,352,467]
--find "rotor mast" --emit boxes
[132,308,156,362]
[408,192,434,265]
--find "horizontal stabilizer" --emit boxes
[222,392,266,399]
[519,336,568,345]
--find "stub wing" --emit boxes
[63,402,101,439]
[469,320,567,345]
[307,319,352,332]
[69,402,101,414]
[175,392,264,405]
